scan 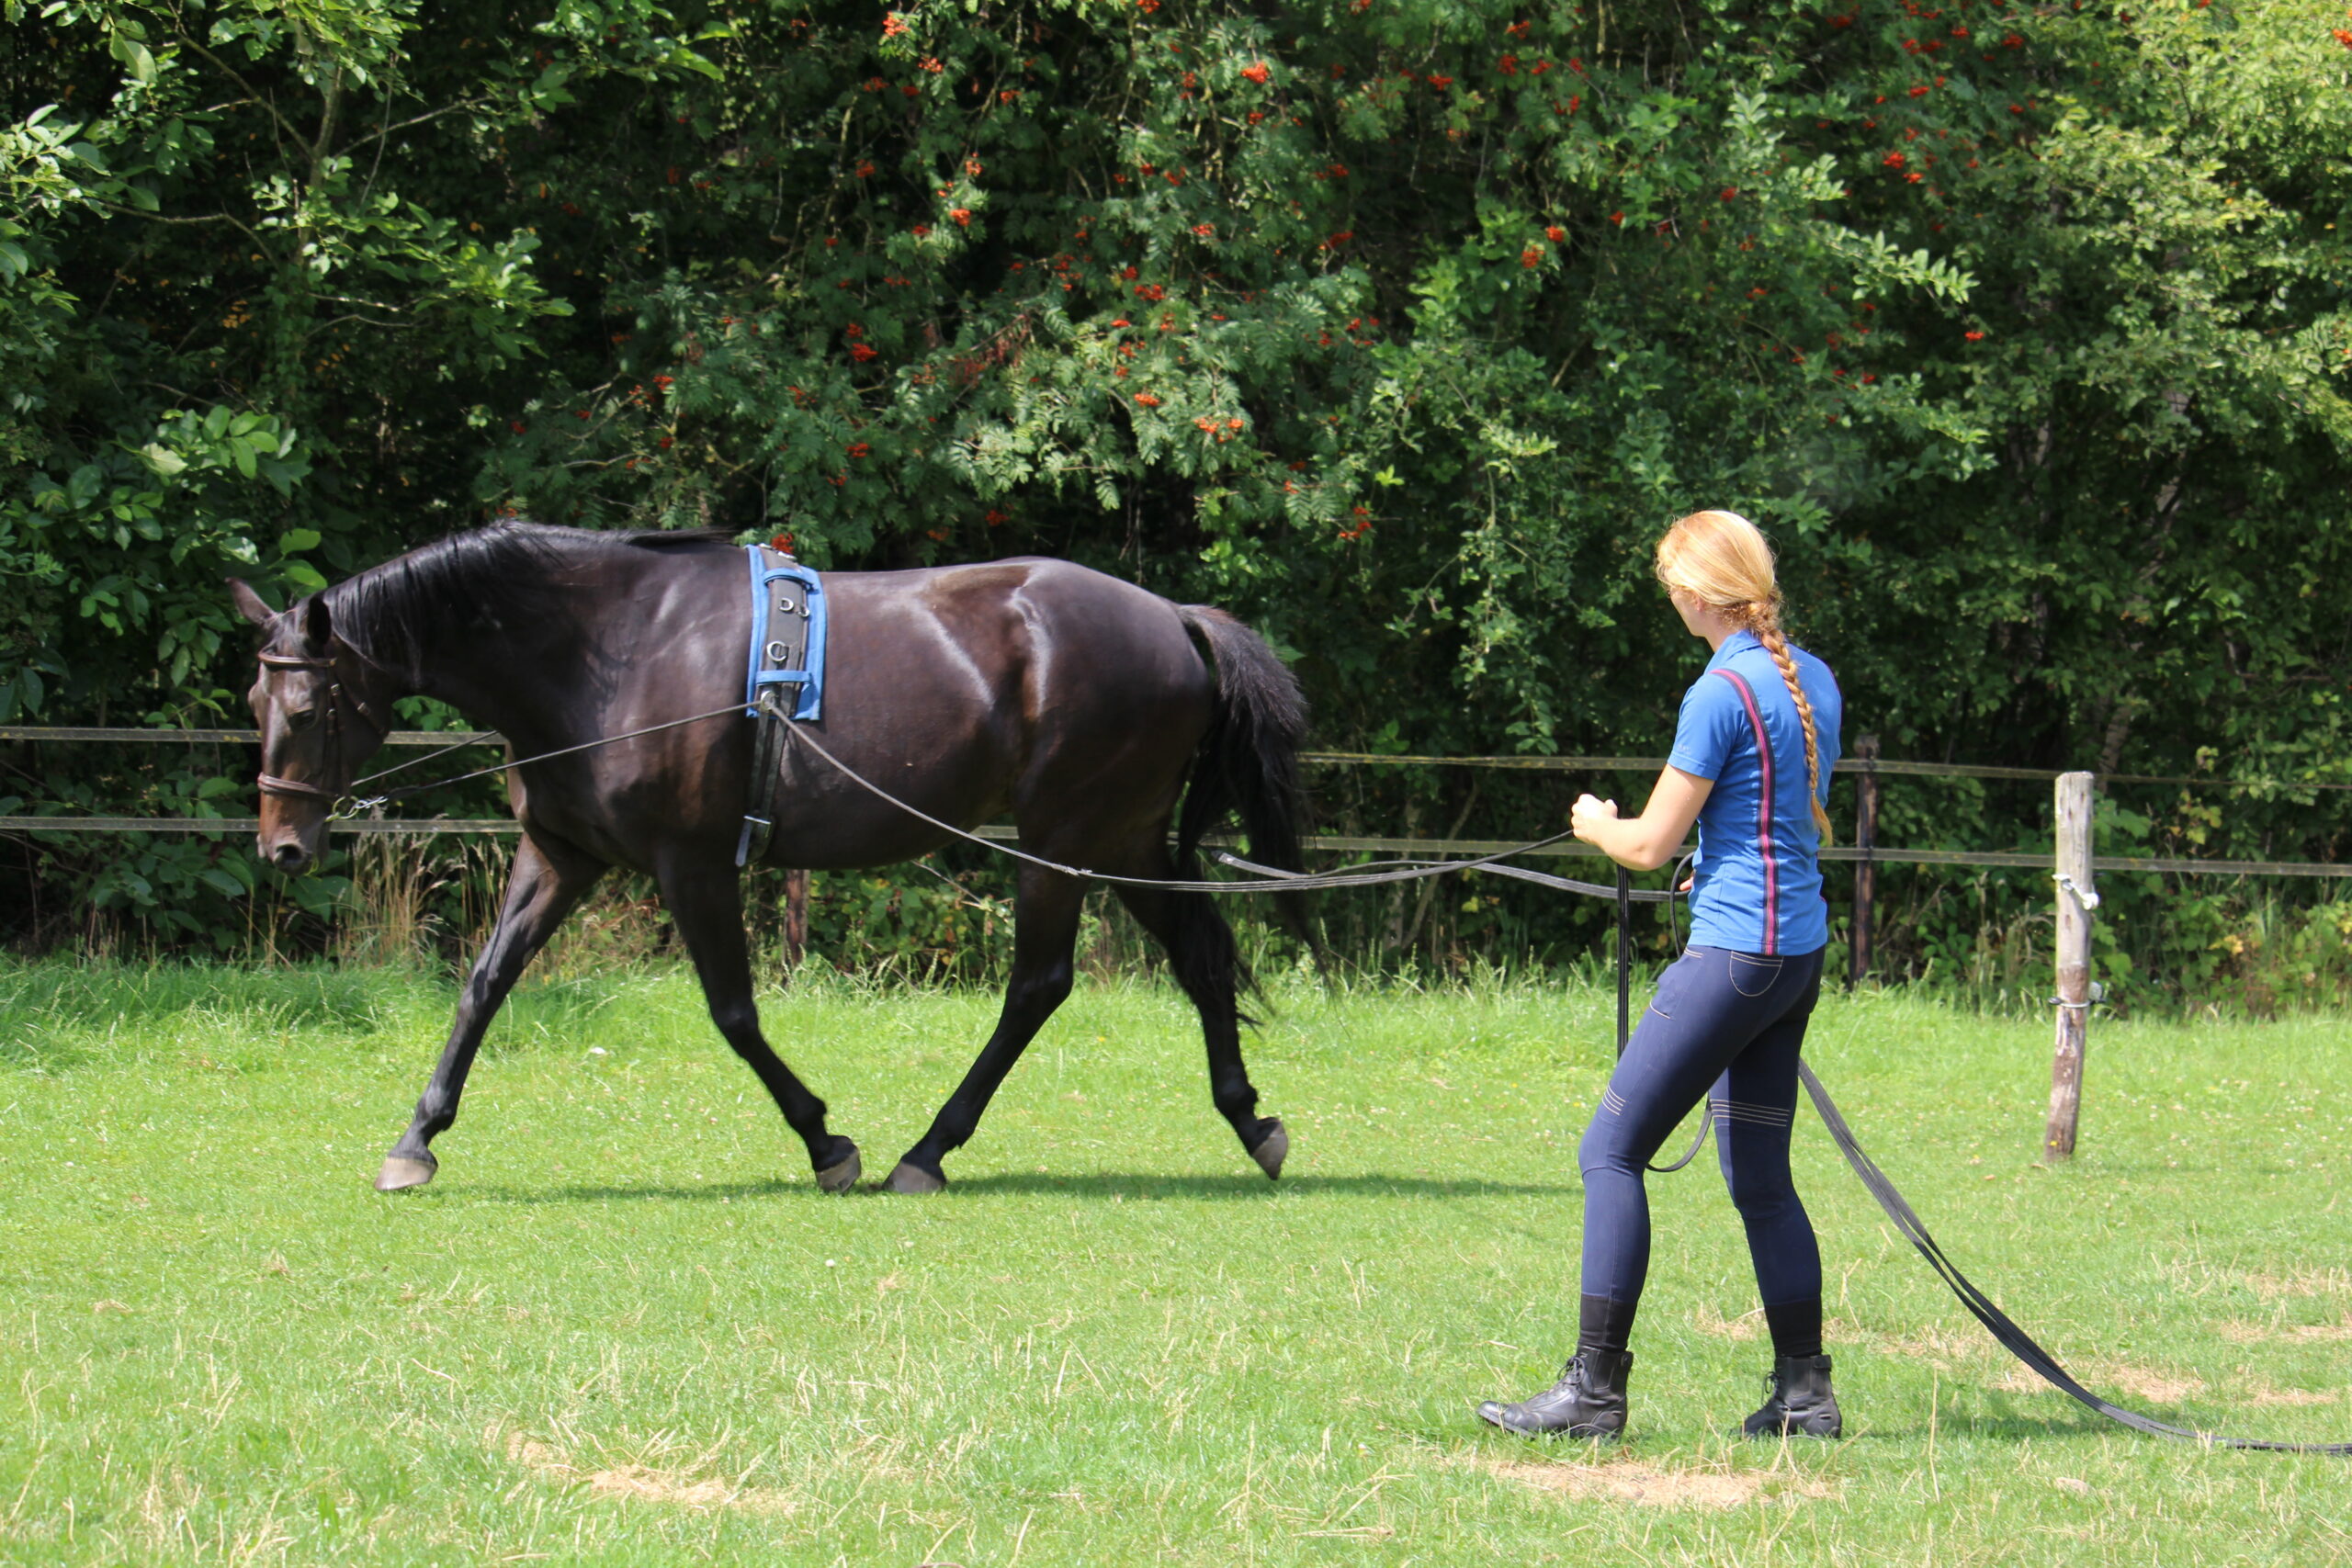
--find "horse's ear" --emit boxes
[302,593,334,649]
[227,579,275,627]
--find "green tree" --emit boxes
[5,0,2347,993]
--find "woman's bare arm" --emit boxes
[1569,765,1713,872]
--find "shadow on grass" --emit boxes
[945,1170,1578,1200]
[1406,1411,2136,1451]
[1853,1408,2155,1443]
[461,1179,807,1204]
[464,1171,1579,1204]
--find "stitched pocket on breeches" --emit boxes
[1728,953,1783,999]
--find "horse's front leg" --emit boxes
[655,849,861,1192]
[377,834,604,1192]
[885,863,1087,1193]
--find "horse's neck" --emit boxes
[366,585,585,748]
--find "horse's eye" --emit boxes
[286,707,320,733]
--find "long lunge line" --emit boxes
[1796,1062,2352,1455]
[775,716,1665,897]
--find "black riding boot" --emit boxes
[1476,1348,1634,1439]
[1743,1352,1842,1438]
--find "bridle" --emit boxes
[254,645,388,811]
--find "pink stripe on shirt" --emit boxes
[1715,669,1778,955]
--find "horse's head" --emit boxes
[231,580,390,875]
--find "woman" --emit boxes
[1477,509,1845,1441]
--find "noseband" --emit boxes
[255,647,385,808]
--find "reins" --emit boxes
[253,643,748,819]
[327,704,748,818]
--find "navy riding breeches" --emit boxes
[1577,944,1826,1315]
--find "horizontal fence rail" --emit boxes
[1299,750,2352,789]
[1302,750,2066,781]
[0,726,496,748]
[6,726,2345,792]
[2,726,2344,879]
[1,816,2342,880]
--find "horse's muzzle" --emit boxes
[258,798,328,876]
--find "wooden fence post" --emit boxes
[1849,734,1880,987]
[2044,772,2097,1160]
[783,867,810,972]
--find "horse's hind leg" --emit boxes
[884,863,1087,1193]
[657,850,861,1192]
[379,834,603,1192]
[1112,877,1288,1180]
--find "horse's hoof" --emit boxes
[374,1154,437,1192]
[1249,1118,1290,1181]
[815,1143,862,1194]
[882,1160,947,1195]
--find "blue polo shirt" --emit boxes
[1666,632,1842,956]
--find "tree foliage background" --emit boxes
[5,0,2350,1002]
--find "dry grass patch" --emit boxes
[1467,1453,1833,1510]
[2213,1316,2352,1345]
[1993,1363,2203,1404]
[1992,1366,2052,1395]
[502,1428,802,1516]
[1843,1320,1992,1369]
[1690,1301,1765,1341]
[2277,1320,2352,1341]
[2234,1268,2352,1303]
[2249,1384,2342,1407]
[118,1462,297,1564]
[1996,1361,2347,1412]
[2099,1365,2204,1404]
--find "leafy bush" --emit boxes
[5,0,2348,1002]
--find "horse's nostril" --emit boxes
[272,842,311,874]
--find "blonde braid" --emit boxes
[1655,510,1835,844]
[1743,601,1834,843]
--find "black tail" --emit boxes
[1175,606,1308,878]
[1169,607,1318,1011]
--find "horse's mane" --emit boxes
[322,521,733,677]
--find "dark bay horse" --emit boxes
[231,522,1307,1195]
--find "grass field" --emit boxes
[3,959,2349,1566]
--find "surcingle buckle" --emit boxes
[737,547,826,867]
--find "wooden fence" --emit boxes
[6,722,2346,908]
[7,726,2349,1156]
